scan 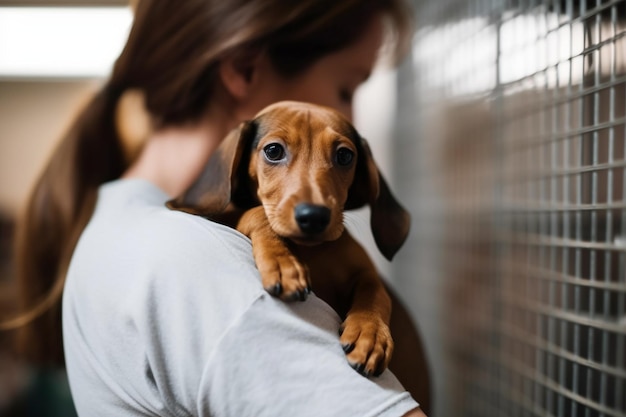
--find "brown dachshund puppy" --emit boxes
[167,101,410,377]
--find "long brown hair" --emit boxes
[5,0,413,365]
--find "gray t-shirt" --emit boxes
[62,179,418,416]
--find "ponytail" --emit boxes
[3,84,126,365]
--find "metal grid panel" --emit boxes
[395,1,626,415]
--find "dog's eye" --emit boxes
[263,143,286,162]
[335,148,355,166]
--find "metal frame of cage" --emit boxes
[396,1,626,416]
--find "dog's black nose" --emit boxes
[294,204,331,235]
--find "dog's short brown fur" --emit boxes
[168,101,410,376]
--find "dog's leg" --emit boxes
[237,206,312,301]
[328,235,393,377]
[340,277,393,377]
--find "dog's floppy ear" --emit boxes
[346,138,411,261]
[166,120,258,216]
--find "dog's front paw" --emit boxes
[257,250,312,301]
[339,313,393,377]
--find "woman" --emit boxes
[13,0,430,415]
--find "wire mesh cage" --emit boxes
[394,1,626,416]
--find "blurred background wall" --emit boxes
[393,0,626,416]
[0,3,127,415]
[0,80,98,416]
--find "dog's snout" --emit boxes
[294,204,331,235]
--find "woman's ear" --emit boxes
[219,50,263,100]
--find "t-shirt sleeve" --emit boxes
[197,292,419,417]
[129,210,418,416]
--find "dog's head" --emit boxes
[167,101,410,260]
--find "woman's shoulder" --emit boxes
[74,178,263,303]
[68,179,266,343]
[96,179,253,263]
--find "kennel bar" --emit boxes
[397,0,626,416]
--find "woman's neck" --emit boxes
[123,104,238,197]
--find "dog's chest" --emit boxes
[288,241,354,317]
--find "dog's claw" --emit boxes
[342,343,355,353]
[299,290,308,301]
[295,287,312,301]
[351,363,369,377]
[288,289,308,302]
[266,282,282,296]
